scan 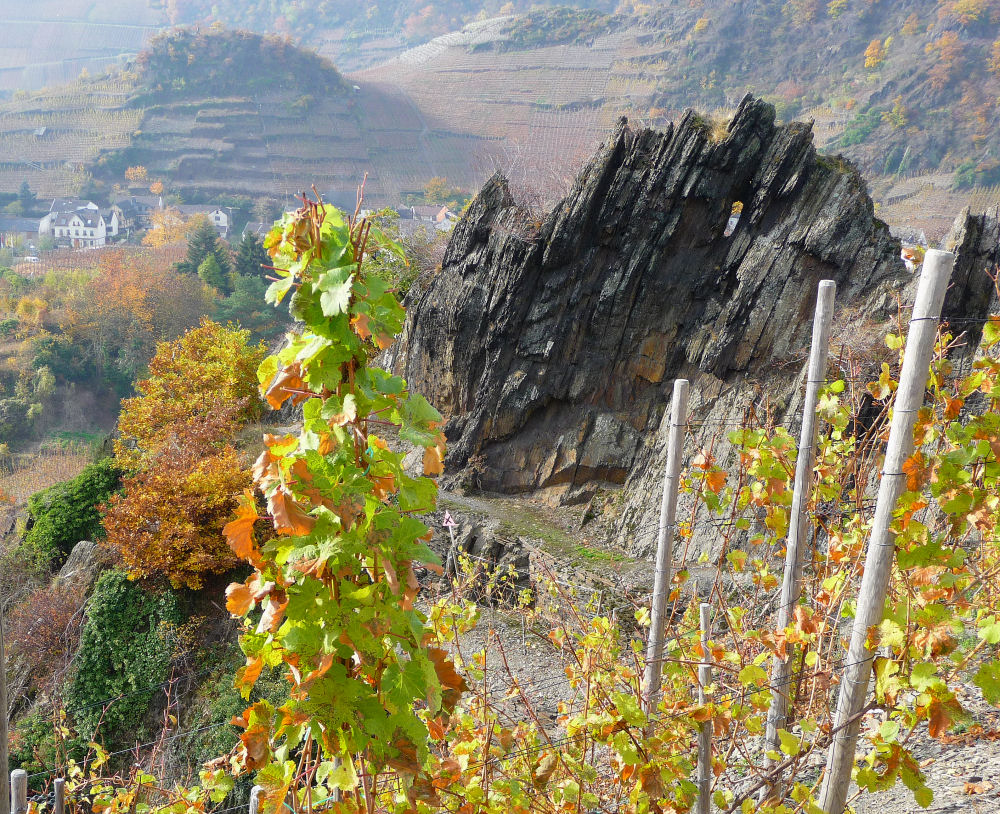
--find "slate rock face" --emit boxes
[399,95,909,553]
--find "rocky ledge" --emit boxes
[396,95,995,556]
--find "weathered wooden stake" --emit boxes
[642,379,690,719]
[9,770,25,814]
[249,785,263,814]
[696,602,712,814]
[53,779,64,814]
[819,250,954,814]
[761,279,836,794]
[0,615,8,814]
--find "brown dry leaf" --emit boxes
[224,490,260,563]
[532,753,558,787]
[927,700,951,739]
[387,736,421,775]
[264,363,308,409]
[239,720,272,772]
[793,605,818,635]
[427,717,446,742]
[270,489,316,536]
[225,580,255,616]
[964,781,993,795]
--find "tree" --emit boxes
[233,230,269,278]
[176,216,232,277]
[124,165,148,183]
[214,273,285,343]
[102,416,249,589]
[142,207,188,248]
[198,253,232,293]
[17,181,35,212]
[864,38,887,69]
[114,319,266,471]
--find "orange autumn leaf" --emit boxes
[264,363,308,410]
[704,469,727,494]
[423,445,444,476]
[226,581,254,616]
[270,489,316,536]
[351,312,372,340]
[236,656,264,693]
[224,490,260,562]
[902,452,929,492]
[943,393,964,420]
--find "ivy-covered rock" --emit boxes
[66,569,183,745]
[24,457,121,566]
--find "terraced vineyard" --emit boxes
[0,2,162,92]
[0,77,141,196]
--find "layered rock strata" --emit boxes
[399,95,917,555]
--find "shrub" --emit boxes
[65,569,183,746]
[23,458,121,565]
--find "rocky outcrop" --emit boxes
[399,95,912,555]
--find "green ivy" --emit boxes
[66,569,184,746]
[23,457,121,566]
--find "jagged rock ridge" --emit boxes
[399,95,911,553]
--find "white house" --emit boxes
[39,199,109,248]
[176,205,232,239]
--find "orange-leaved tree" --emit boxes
[103,320,266,589]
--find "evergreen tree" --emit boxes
[17,181,35,212]
[233,230,269,278]
[177,216,232,277]
[198,254,232,294]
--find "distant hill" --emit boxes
[6,3,1000,240]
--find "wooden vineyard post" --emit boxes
[696,602,712,814]
[9,770,24,814]
[761,279,836,796]
[819,250,954,814]
[642,379,690,722]
[0,614,8,814]
[53,779,64,814]
[249,786,263,814]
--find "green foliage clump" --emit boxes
[23,458,121,566]
[66,569,183,745]
[31,335,95,384]
[836,108,883,147]
[176,218,233,279]
[9,709,85,774]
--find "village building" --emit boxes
[0,216,42,249]
[175,205,232,239]
[38,199,111,249]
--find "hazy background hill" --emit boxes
[5,1,1000,236]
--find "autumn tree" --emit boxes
[103,413,249,589]
[114,319,266,471]
[105,320,265,587]
[125,166,148,184]
[142,207,188,248]
[926,30,964,91]
[864,37,888,68]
